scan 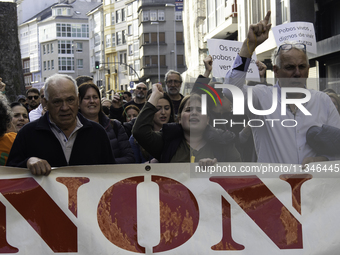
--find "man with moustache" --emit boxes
[109,82,148,121]
[164,70,184,115]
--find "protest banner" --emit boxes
[207,39,260,81]
[0,163,339,254]
[271,22,317,54]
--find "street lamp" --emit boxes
[151,21,160,82]
[165,3,176,71]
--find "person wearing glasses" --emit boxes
[26,87,41,112]
[7,73,115,175]
[223,11,340,165]
[164,70,184,115]
[29,86,48,121]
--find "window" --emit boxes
[116,10,121,23]
[128,25,132,35]
[122,30,126,44]
[47,44,50,54]
[128,44,133,55]
[127,4,132,16]
[158,10,165,21]
[281,0,288,23]
[112,33,116,47]
[58,57,74,71]
[51,60,54,70]
[111,12,115,25]
[76,42,83,52]
[143,55,165,67]
[43,61,46,70]
[122,8,126,22]
[106,34,111,48]
[159,32,165,43]
[51,43,54,53]
[150,10,157,21]
[48,61,50,70]
[175,11,182,20]
[117,31,122,45]
[143,33,165,44]
[77,59,83,69]
[43,45,46,54]
[57,23,88,38]
[58,40,73,54]
[56,24,71,37]
[143,11,149,21]
[177,55,184,66]
[176,32,183,43]
[105,13,111,26]
[94,33,100,46]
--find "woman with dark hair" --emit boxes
[78,82,135,164]
[123,105,140,122]
[0,94,16,165]
[9,102,29,133]
[133,84,241,164]
[129,93,175,163]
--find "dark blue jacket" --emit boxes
[7,112,115,168]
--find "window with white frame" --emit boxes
[76,42,83,52]
[47,44,50,54]
[58,57,74,71]
[58,40,73,54]
[117,31,122,45]
[51,43,54,53]
[281,0,288,23]
[143,11,149,21]
[128,24,132,35]
[122,8,126,21]
[105,13,111,26]
[116,10,121,23]
[158,10,165,21]
[112,33,116,46]
[94,33,100,46]
[43,61,46,70]
[43,45,46,54]
[127,4,132,16]
[150,10,157,21]
[175,11,182,20]
[128,44,133,55]
[77,59,83,68]
[122,30,126,44]
[48,61,50,70]
[51,60,54,70]
[106,34,111,48]
[111,12,115,24]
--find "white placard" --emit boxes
[272,22,317,54]
[207,39,260,82]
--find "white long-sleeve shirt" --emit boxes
[223,54,340,164]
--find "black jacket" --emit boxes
[99,112,135,164]
[7,113,115,168]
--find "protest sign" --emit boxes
[207,39,260,82]
[272,22,317,54]
[0,163,339,254]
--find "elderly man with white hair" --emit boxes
[223,11,340,165]
[7,73,115,175]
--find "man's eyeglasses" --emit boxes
[27,96,39,100]
[276,43,306,56]
[166,80,181,85]
[136,87,147,91]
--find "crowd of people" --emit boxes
[1,11,340,175]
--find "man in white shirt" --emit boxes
[223,11,340,165]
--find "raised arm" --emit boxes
[132,84,165,160]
